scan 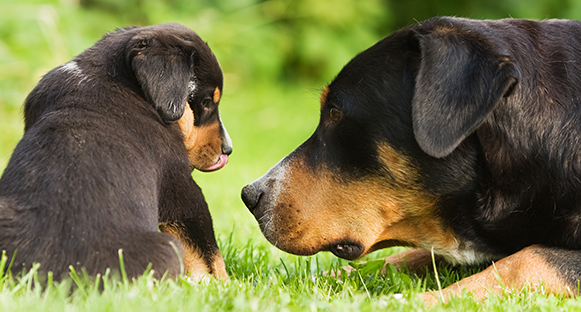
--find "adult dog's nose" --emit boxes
[241,183,262,213]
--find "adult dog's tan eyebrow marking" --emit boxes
[320,86,330,108]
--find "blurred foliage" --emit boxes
[4,0,581,111]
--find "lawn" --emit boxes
[2,1,581,311]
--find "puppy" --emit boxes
[0,23,231,280]
[243,17,581,302]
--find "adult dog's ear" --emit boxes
[130,35,196,124]
[411,25,520,158]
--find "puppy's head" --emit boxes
[242,17,520,263]
[127,23,232,171]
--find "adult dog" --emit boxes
[0,23,231,280]
[242,17,581,302]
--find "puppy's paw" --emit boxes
[186,273,212,285]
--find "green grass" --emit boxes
[0,239,580,311]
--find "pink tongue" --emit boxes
[200,154,229,172]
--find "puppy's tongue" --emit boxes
[199,154,229,172]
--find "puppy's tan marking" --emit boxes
[158,222,210,277]
[209,251,228,280]
[177,102,223,170]
[213,87,221,104]
[178,102,195,151]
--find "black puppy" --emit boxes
[0,23,231,280]
[243,17,581,302]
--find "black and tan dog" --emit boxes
[242,17,581,302]
[0,23,231,280]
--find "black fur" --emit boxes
[0,23,225,279]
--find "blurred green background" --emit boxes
[1,0,580,258]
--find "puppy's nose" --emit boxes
[222,145,232,156]
[241,184,262,213]
[220,118,232,156]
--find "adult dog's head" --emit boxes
[242,17,520,263]
[25,23,232,171]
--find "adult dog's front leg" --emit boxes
[424,245,580,304]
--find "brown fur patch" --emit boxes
[187,121,222,169]
[376,144,413,183]
[177,102,223,169]
[158,222,211,277]
[262,142,458,258]
[433,25,457,34]
[320,86,330,108]
[209,251,228,279]
[178,102,195,149]
[159,222,228,280]
[213,87,221,104]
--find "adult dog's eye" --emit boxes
[137,39,148,49]
[329,107,342,122]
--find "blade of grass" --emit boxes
[118,249,128,285]
[431,247,444,302]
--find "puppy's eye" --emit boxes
[329,107,342,122]
[202,97,213,108]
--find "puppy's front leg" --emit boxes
[159,220,228,280]
[158,173,228,281]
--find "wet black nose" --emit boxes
[241,184,262,213]
[329,243,364,260]
[222,145,232,155]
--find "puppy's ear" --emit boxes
[411,27,520,158]
[131,36,196,124]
